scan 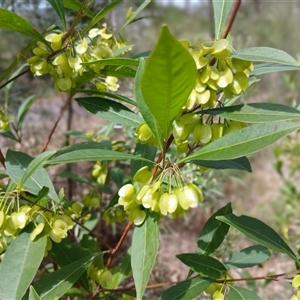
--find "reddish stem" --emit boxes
[222,0,241,39]
[41,95,72,153]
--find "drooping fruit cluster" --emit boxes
[118,165,203,225]
[92,161,107,185]
[291,274,300,300]
[0,191,74,256]
[27,24,130,92]
[135,122,158,146]
[186,39,253,110]
[204,273,234,300]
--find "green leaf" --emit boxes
[17,95,37,129]
[20,151,56,187]
[176,254,227,279]
[75,97,142,127]
[0,8,46,44]
[63,0,94,18]
[159,277,211,300]
[232,47,300,66]
[47,147,153,165]
[0,130,19,142]
[74,89,136,106]
[141,25,197,138]
[47,0,66,28]
[0,227,47,300]
[130,143,157,177]
[119,0,151,32]
[81,1,121,35]
[102,65,136,78]
[228,286,262,300]
[132,214,159,300]
[192,157,251,172]
[33,253,101,300]
[217,214,299,262]
[225,245,271,269]
[81,58,140,67]
[197,203,232,255]
[252,63,300,76]
[135,58,164,150]
[6,150,59,201]
[203,103,300,123]
[213,0,235,39]
[28,286,41,300]
[179,122,300,163]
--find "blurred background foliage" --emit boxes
[1,1,300,298]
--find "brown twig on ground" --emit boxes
[41,95,72,153]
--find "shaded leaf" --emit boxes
[74,89,136,106]
[228,286,262,300]
[160,277,211,300]
[213,0,235,39]
[176,254,227,279]
[34,253,101,300]
[232,47,299,66]
[82,58,139,67]
[28,286,41,300]
[75,97,142,126]
[217,214,298,262]
[0,130,19,142]
[197,203,232,255]
[119,0,151,32]
[132,214,159,300]
[6,150,59,201]
[0,8,46,44]
[179,122,300,163]
[135,58,164,150]
[0,226,47,300]
[141,25,197,137]
[47,0,66,28]
[192,157,251,172]
[102,65,136,78]
[203,103,300,123]
[17,95,37,129]
[225,245,271,269]
[63,0,94,18]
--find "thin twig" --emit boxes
[105,221,132,268]
[0,68,30,91]
[221,0,241,39]
[0,148,6,169]
[41,95,72,153]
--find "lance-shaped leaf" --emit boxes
[47,0,66,29]
[135,58,163,150]
[131,214,159,300]
[192,157,251,172]
[225,245,271,269]
[159,277,211,300]
[141,25,197,138]
[197,203,232,255]
[203,103,300,123]
[6,150,59,201]
[81,1,121,35]
[47,147,153,165]
[213,0,235,39]
[252,63,300,76]
[75,97,142,127]
[176,254,227,279]
[63,0,94,18]
[231,47,300,66]
[217,214,299,262]
[179,122,300,163]
[0,8,46,44]
[81,58,140,67]
[119,0,151,32]
[20,151,56,187]
[228,286,262,300]
[17,95,37,129]
[33,252,101,299]
[0,227,47,300]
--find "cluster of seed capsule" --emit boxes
[27,24,130,92]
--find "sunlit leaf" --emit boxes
[228,286,262,300]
